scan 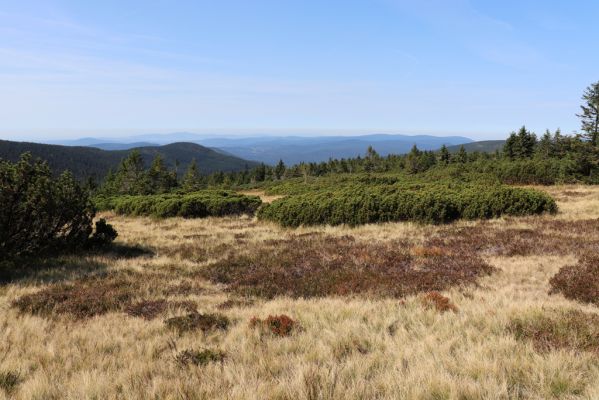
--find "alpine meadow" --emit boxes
[1,2,599,399]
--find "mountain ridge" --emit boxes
[0,140,259,181]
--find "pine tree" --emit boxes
[146,154,174,194]
[456,145,468,163]
[536,130,553,158]
[115,150,146,195]
[516,126,537,158]
[439,144,451,164]
[577,81,599,146]
[274,159,286,180]
[182,158,202,192]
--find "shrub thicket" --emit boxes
[96,190,262,218]
[549,254,599,306]
[1,153,116,258]
[258,183,557,227]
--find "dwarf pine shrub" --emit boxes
[96,190,261,218]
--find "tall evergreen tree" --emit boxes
[274,159,286,180]
[115,150,146,194]
[182,158,202,192]
[146,154,176,194]
[439,144,451,164]
[456,145,468,163]
[577,81,599,146]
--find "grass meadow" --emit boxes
[1,185,598,399]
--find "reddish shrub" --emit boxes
[125,299,169,320]
[12,272,138,319]
[124,299,196,320]
[201,236,494,299]
[549,255,599,306]
[421,291,458,313]
[250,314,296,337]
[217,298,254,310]
[508,309,599,354]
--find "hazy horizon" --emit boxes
[2,128,502,144]
[1,1,597,141]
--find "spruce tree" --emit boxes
[577,81,599,146]
[182,158,202,192]
[439,144,450,164]
[274,159,286,180]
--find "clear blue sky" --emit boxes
[0,0,597,140]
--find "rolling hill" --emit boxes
[0,140,259,181]
[50,133,474,165]
[198,134,474,164]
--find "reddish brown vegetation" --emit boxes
[162,281,204,297]
[12,272,139,319]
[201,236,494,299]
[250,315,296,337]
[217,298,254,310]
[549,254,599,306]
[125,299,169,320]
[508,309,599,354]
[125,299,197,320]
[421,292,458,313]
[429,218,599,257]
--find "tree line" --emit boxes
[95,80,599,195]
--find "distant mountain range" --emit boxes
[0,140,259,181]
[49,133,476,165]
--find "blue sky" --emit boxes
[0,1,597,141]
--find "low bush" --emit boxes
[174,348,226,367]
[258,183,556,227]
[0,370,21,395]
[1,153,117,258]
[125,299,169,320]
[202,236,494,298]
[89,218,118,247]
[421,292,458,313]
[95,190,261,218]
[12,271,138,319]
[508,309,599,354]
[249,315,296,337]
[549,255,599,306]
[165,312,230,334]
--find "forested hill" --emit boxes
[446,140,505,153]
[0,140,259,180]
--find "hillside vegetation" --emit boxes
[96,191,262,219]
[0,140,259,181]
[258,180,556,226]
[1,185,598,399]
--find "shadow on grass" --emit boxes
[0,243,154,285]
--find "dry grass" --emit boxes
[0,185,599,399]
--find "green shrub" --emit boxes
[0,370,21,394]
[174,348,226,367]
[96,190,262,218]
[258,183,556,227]
[0,153,117,258]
